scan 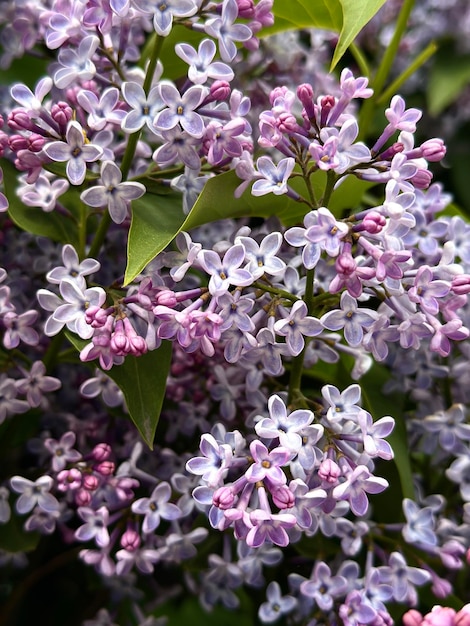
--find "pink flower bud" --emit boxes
[57,468,82,491]
[8,109,34,131]
[411,168,433,189]
[82,474,99,491]
[8,134,29,152]
[402,609,423,626]
[28,133,46,152]
[210,80,231,102]
[361,210,387,234]
[85,306,109,328]
[271,485,295,509]
[75,488,92,506]
[236,0,255,18]
[155,289,177,307]
[297,83,315,119]
[213,486,235,509]
[91,443,112,461]
[421,138,446,162]
[452,275,470,295]
[120,528,141,551]
[318,458,341,484]
[51,102,73,128]
[94,461,115,476]
[456,605,470,626]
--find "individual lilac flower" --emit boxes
[245,440,291,484]
[236,232,286,279]
[80,369,124,408]
[10,77,53,114]
[377,552,431,604]
[322,291,378,347]
[204,0,253,62]
[251,156,295,196]
[245,510,297,548]
[339,590,378,626]
[284,216,322,270]
[274,301,324,356]
[80,160,145,224]
[357,410,395,460]
[2,310,39,349]
[402,498,437,548]
[199,244,254,296]
[332,465,388,516]
[408,266,450,316]
[15,361,62,408]
[44,0,88,49]
[77,87,125,131]
[335,518,370,555]
[319,119,371,174]
[258,581,297,623]
[53,35,100,89]
[186,433,233,487]
[43,430,82,472]
[10,475,60,515]
[153,126,202,170]
[170,168,212,214]
[0,375,30,423]
[18,172,69,212]
[255,394,315,453]
[131,482,181,534]
[423,404,470,454]
[52,278,107,339]
[175,38,234,84]
[205,118,247,165]
[154,83,207,138]
[300,561,348,610]
[132,0,198,36]
[42,121,103,186]
[75,506,110,547]
[121,81,164,134]
[46,244,100,285]
[446,454,470,501]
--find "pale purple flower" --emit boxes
[53,35,100,89]
[153,126,202,170]
[10,475,60,515]
[321,384,362,426]
[81,160,145,224]
[236,232,286,279]
[44,430,82,472]
[402,498,437,547]
[357,410,395,460]
[2,310,39,349]
[154,83,207,138]
[42,121,103,186]
[245,510,297,548]
[175,38,234,84]
[131,481,181,533]
[385,95,422,133]
[321,291,378,347]
[132,0,198,36]
[199,244,254,296]
[186,433,233,487]
[75,506,110,547]
[377,552,431,604]
[332,465,388,516]
[44,0,88,49]
[339,590,378,626]
[255,393,315,452]
[46,244,100,286]
[121,81,164,134]
[10,77,53,113]
[245,440,291,484]
[319,119,371,174]
[170,168,211,214]
[205,118,247,165]
[300,561,348,610]
[258,581,297,623]
[15,361,62,408]
[204,0,253,62]
[408,266,450,316]
[18,173,69,212]
[52,278,107,339]
[251,156,295,196]
[0,375,30,423]
[77,87,125,131]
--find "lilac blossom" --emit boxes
[204,0,253,62]
[377,552,431,604]
[2,310,39,349]
[199,244,254,296]
[15,361,62,408]
[53,35,100,89]
[18,172,69,212]
[10,475,60,515]
[251,156,295,196]
[356,410,395,460]
[80,160,146,224]
[321,292,378,347]
[318,119,371,174]
[42,121,103,186]
[244,440,291,484]
[46,244,100,285]
[154,83,207,138]
[402,498,437,547]
[175,38,234,84]
[245,510,297,548]
[236,232,286,279]
[121,82,164,134]
[332,465,389,516]
[52,278,107,339]
[77,87,125,131]
[132,0,198,36]
[186,433,234,488]
[153,126,202,170]
[75,506,110,548]
[131,482,181,533]
[296,207,349,257]
[0,375,30,423]
[300,561,348,610]
[255,394,315,453]
[258,581,297,623]
[10,77,53,113]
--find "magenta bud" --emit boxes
[82,474,99,490]
[8,109,34,131]
[236,0,255,18]
[402,609,423,626]
[92,442,112,461]
[421,138,446,162]
[456,606,470,626]
[8,134,29,152]
[271,485,295,509]
[452,275,470,295]
[411,168,433,189]
[210,80,231,102]
[75,488,92,506]
[85,306,109,328]
[51,102,73,127]
[95,461,115,476]
[155,289,177,307]
[213,486,235,509]
[318,458,341,484]
[28,133,46,152]
[120,528,141,551]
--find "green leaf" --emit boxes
[0,516,40,553]
[428,43,470,115]
[1,159,79,246]
[124,170,373,285]
[106,342,173,449]
[65,331,173,448]
[332,0,388,70]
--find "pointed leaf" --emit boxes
[1,158,79,245]
[427,43,470,115]
[332,0,388,70]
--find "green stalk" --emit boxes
[358,0,416,139]
[87,34,165,259]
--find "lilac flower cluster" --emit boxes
[1,1,470,625]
